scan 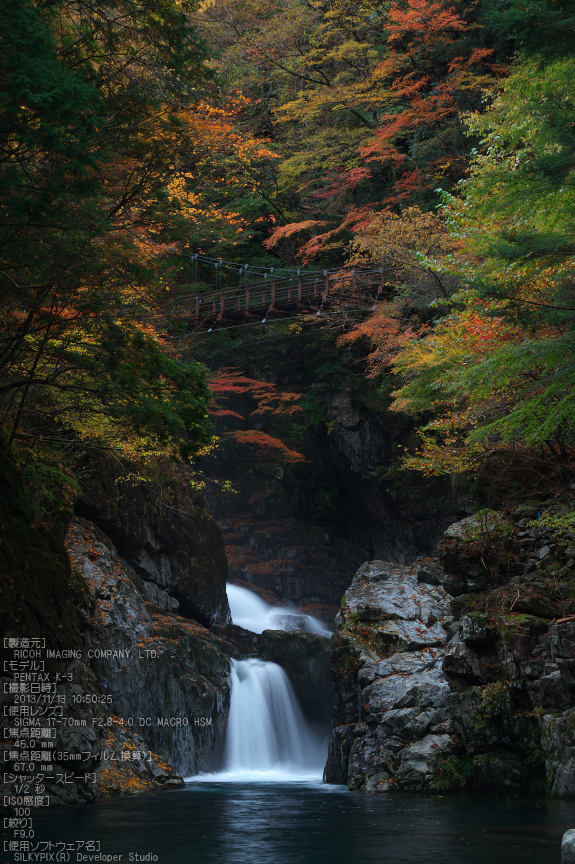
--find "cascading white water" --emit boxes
[226,583,332,638]
[189,658,328,782]
[187,584,331,783]
[223,658,325,779]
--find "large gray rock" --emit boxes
[326,548,559,795]
[562,829,575,864]
[343,560,450,617]
[325,559,455,791]
[543,710,575,797]
[328,511,575,797]
[67,518,231,776]
[438,511,516,594]
[395,734,455,791]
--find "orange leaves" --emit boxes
[345,167,373,190]
[231,430,306,462]
[351,0,497,209]
[209,367,304,461]
[209,369,275,395]
[210,407,245,419]
[296,229,346,264]
[387,0,468,46]
[209,368,302,417]
[86,95,275,269]
[455,308,521,356]
[282,206,376,262]
[450,48,493,74]
[264,220,329,249]
[119,96,282,247]
[338,306,420,375]
[252,390,302,418]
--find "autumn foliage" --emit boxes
[209,369,306,463]
[4,0,575,496]
[256,0,497,261]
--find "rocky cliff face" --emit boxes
[204,385,465,626]
[1,438,337,804]
[207,469,365,623]
[1,435,234,805]
[325,558,454,791]
[324,389,465,563]
[326,511,575,797]
[0,439,108,806]
[76,454,230,628]
[258,629,332,724]
[67,518,232,778]
[203,399,367,621]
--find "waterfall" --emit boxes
[189,658,328,782]
[223,658,325,779]
[226,583,332,638]
[187,585,331,783]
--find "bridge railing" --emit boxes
[177,267,385,322]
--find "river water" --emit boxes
[28,782,575,864]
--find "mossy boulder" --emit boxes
[439,511,518,593]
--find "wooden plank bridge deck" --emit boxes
[186,266,385,327]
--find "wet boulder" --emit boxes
[67,517,232,777]
[395,734,455,792]
[563,829,575,864]
[439,511,517,595]
[324,560,455,792]
[258,629,332,722]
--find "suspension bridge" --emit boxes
[177,254,387,330]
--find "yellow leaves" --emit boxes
[254,148,281,160]
[354,205,458,260]
[83,91,277,253]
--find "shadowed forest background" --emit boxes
[2,0,575,577]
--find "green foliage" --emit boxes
[79,326,213,459]
[0,0,215,463]
[0,0,99,179]
[431,755,476,792]
[461,57,575,263]
[0,435,83,646]
[352,50,575,481]
[290,391,328,446]
[16,445,81,524]
[528,511,575,532]
[484,0,575,59]
[474,682,510,733]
